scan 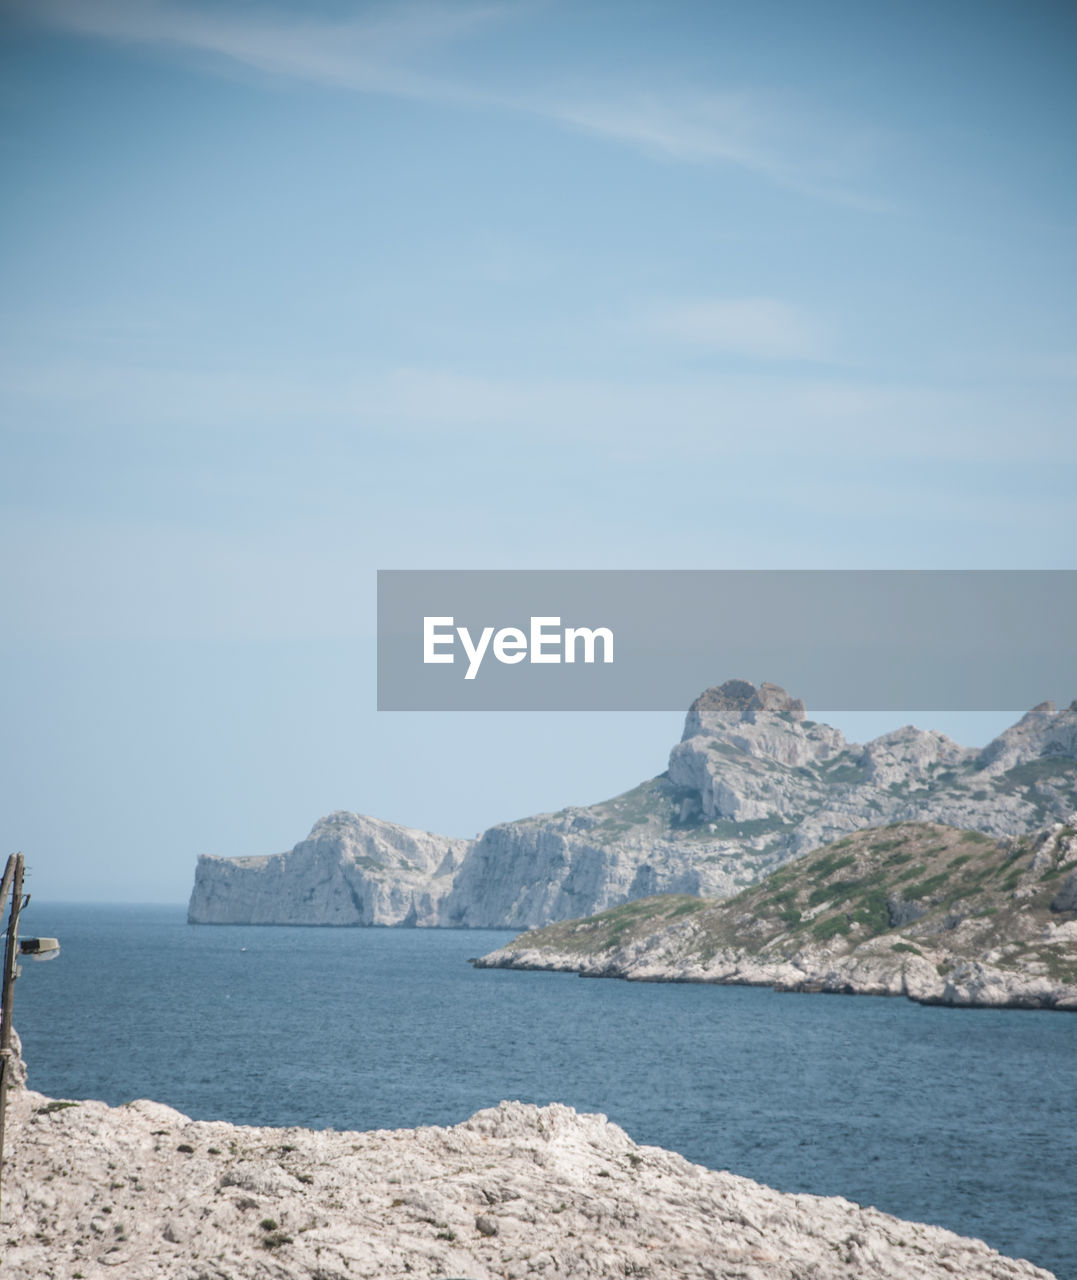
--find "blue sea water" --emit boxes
[13,903,1077,1279]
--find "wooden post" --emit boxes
[0,852,26,1222]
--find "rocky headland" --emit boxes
[189,681,1077,931]
[475,819,1077,1010]
[3,1059,1056,1280]
[187,812,470,927]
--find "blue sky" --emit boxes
[1,0,1075,901]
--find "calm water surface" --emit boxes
[15,904,1077,1279]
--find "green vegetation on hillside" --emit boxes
[504,822,1077,983]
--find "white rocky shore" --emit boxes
[475,933,1077,1010]
[4,1070,1056,1280]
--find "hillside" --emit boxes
[189,681,1077,930]
[474,819,1077,1010]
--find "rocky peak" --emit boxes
[682,680,806,739]
[298,810,467,877]
[976,700,1077,776]
[862,726,973,785]
[677,680,846,770]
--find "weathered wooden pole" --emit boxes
[0,852,26,1222]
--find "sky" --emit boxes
[1,0,1075,903]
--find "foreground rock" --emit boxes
[4,1086,1054,1280]
[476,820,1077,1011]
[189,682,1077,930]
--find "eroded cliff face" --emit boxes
[441,683,1077,927]
[663,683,1077,851]
[188,811,469,926]
[189,682,1077,929]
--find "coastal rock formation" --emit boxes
[475,820,1077,1011]
[189,682,1077,929]
[3,1082,1055,1279]
[665,682,1076,854]
[188,811,469,926]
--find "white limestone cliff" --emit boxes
[188,811,469,926]
[188,683,1077,930]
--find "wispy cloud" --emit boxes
[19,0,886,208]
[539,93,892,210]
[648,297,829,362]
[21,0,513,102]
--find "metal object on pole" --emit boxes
[19,938,60,962]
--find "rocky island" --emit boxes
[474,818,1077,1010]
[189,681,1077,931]
[4,1044,1056,1279]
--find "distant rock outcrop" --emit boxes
[188,812,469,926]
[189,682,1077,930]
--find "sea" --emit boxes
[13,903,1077,1279]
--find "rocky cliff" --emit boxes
[4,1083,1055,1279]
[188,811,469,926]
[475,819,1077,1011]
[189,681,1077,929]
